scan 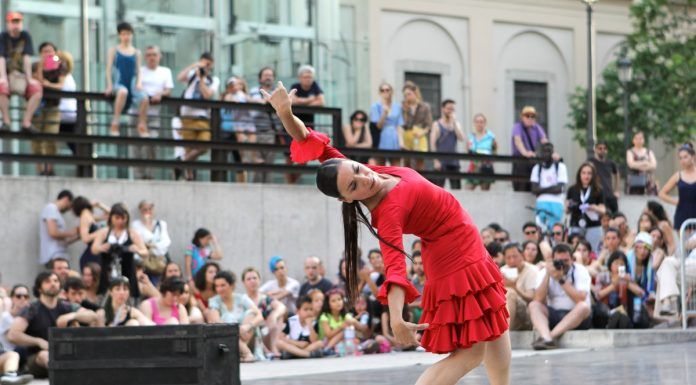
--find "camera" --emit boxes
[108,243,126,257]
[198,67,207,77]
[553,259,566,271]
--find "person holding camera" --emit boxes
[176,52,220,180]
[91,203,148,298]
[566,162,606,253]
[528,243,592,350]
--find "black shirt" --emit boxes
[290,81,323,126]
[20,300,73,355]
[589,157,618,196]
[299,278,334,297]
[566,185,606,228]
[0,31,34,74]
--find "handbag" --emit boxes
[141,249,167,274]
[628,172,647,188]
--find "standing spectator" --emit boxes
[588,140,620,214]
[259,256,301,314]
[288,65,325,184]
[530,142,568,232]
[8,272,96,378]
[221,76,256,182]
[643,201,676,256]
[90,203,148,297]
[192,262,220,312]
[57,50,77,155]
[299,256,334,297]
[626,131,658,195]
[659,143,696,231]
[430,99,465,189]
[48,258,71,286]
[39,190,77,267]
[276,295,324,359]
[566,162,606,252]
[464,113,497,191]
[0,285,30,352]
[248,67,279,183]
[104,22,148,136]
[139,277,189,325]
[97,276,152,327]
[342,110,373,163]
[500,243,538,331]
[207,271,263,363]
[71,196,110,270]
[184,228,223,283]
[0,11,42,132]
[132,45,173,179]
[369,82,402,165]
[176,52,220,180]
[399,81,432,170]
[511,106,548,191]
[31,42,67,176]
[131,200,172,282]
[242,268,286,359]
[529,244,592,350]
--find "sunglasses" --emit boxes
[494,238,507,243]
[553,231,564,236]
[353,117,367,122]
[524,230,537,235]
[379,88,391,93]
[13,294,29,299]
[523,114,536,119]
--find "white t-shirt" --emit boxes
[131,219,171,257]
[140,65,174,115]
[530,162,568,204]
[39,203,69,265]
[535,262,591,310]
[180,69,220,118]
[284,314,311,341]
[0,311,15,351]
[59,73,77,122]
[259,277,300,313]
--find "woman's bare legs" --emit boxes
[415,342,485,385]
[483,332,512,385]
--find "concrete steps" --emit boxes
[510,329,696,349]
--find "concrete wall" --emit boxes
[0,176,672,288]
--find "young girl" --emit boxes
[353,294,389,354]
[319,288,356,351]
[185,228,223,282]
[262,83,510,385]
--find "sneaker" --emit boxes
[280,351,296,360]
[322,348,337,357]
[660,297,678,316]
[532,337,549,351]
[20,124,38,134]
[0,122,9,131]
[309,349,324,358]
[1,372,33,385]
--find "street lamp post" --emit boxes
[617,56,633,178]
[582,0,598,158]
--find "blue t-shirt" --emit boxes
[186,244,211,277]
[208,293,255,324]
[370,101,403,150]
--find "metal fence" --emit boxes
[679,219,696,329]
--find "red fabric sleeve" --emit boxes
[375,206,420,306]
[290,130,346,163]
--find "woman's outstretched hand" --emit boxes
[391,318,429,347]
[260,81,297,115]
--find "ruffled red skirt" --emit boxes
[419,257,509,354]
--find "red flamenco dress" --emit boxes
[291,131,509,353]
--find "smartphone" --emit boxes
[43,54,60,71]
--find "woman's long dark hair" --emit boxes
[317,159,411,305]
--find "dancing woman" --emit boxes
[262,83,510,385]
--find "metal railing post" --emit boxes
[209,107,226,182]
[75,99,93,178]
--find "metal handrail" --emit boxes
[680,218,696,329]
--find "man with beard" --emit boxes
[589,140,620,214]
[249,67,280,183]
[8,272,96,379]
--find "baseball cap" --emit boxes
[6,12,22,21]
[634,232,653,249]
[521,106,537,116]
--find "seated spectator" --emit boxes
[480,227,495,246]
[192,262,220,312]
[259,256,300,314]
[531,142,568,232]
[594,251,645,328]
[501,243,538,331]
[493,229,510,246]
[71,196,110,270]
[299,257,334,297]
[572,239,596,267]
[655,227,692,317]
[81,262,102,305]
[486,242,504,267]
[353,294,389,354]
[431,100,465,189]
[180,282,204,325]
[57,50,77,154]
[409,251,425,324]
[511,106,548,192]
[550,223,568,247]
[626,233,656,300]
[276,295,323,359]
[637,212,659,234]
[98,276,152,327]
[644,201,676,256]
[399,81,432,171]
[207,271,263,363]
[592,227,623,276]
[610,212,636,250]
[464,112,496,191]
[9,272,96,378]
[161,261,182,282]
[307,289,325,319]
[185,228,223,283]
[39,190,77,267]
[529,244,591,350]
[521,222,552,261]
[0,285,30,353]
[139,277,189,325]
[522,240,543,269]
[0,11,42,132]
[131,200,172,283]
[48,257,71,286]
[242,267,286,359]
[319,288,356,352]
[362,250,385,298]
[63,277,100,318]
[176,52,220,180]
[411,239,422,253]
[0,344,32,383]
[567,233,584,249]
[626,131,657,195]
[91,203,148,298]
[342,110,373,164]
[135,263,159,300]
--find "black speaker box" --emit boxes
[48,324,240,385]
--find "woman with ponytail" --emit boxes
[261,83,510,385]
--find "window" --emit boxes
[405,72,441,119]
[514,81,548,136]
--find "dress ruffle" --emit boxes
[419,257,509,354]
[290,130,331,163]
[377,275,421,305]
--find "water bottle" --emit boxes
[344,325,356,356]
[633,296,642,325]
[336,341,346,357]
